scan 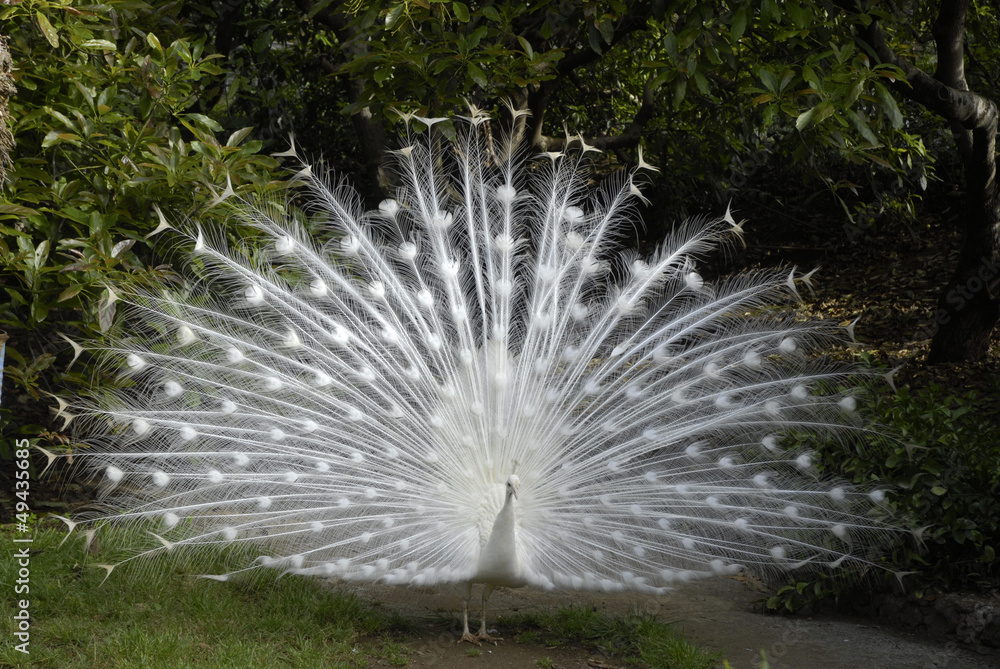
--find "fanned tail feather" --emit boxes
[68,114,899,593]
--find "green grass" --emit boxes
[1,526,409,668]
[2,525,717,668]
[498,606,720,669]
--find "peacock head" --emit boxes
[506,475,520,500]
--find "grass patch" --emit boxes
[1,526,407,668]
[3,525,716,669]
[497,606,719,669]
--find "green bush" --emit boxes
[867,384,999,592]
[0,0,281,441]
[769,379,999,610]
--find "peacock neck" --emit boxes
[495,490,516,531]
[474,486,521,585]
[488,489,516,548]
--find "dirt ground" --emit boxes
[339,577,998,669]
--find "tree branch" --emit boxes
[290,0,351,35]
[856,6,997,163]
[858,3,998,198]
[853,0,1000,360]
[931,0,969,91]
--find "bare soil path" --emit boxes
[341,577,997,668]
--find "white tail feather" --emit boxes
[69,115,897,596]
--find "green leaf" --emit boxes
[837,41,855,65]
[5,288,26,308]
[112,239,135,257]
[56,284,84,303]
[677,28,699,52]
[874,82,903,129]
[307,0,336,18]
[779,69,795,92]
[649,68,674,91]
[453,2,470,23]
[183,114,224,133]
[36,12,59,48]
[465,26,487,51]
[845,79,863,107]
[147,33,162,52]
[98,288,117,333]
[693,70,709,96]
[81,39,117,51]
[587,23,603,54]
[517,36,534,59]
[787,2,811,29]
[45,107,77,130]
[42,130,80,148]
[32,240,50,269]
[759,67,778,94]
[731,5,748,41]
[845,109,879,147]
[597,18,614,45]
[30,298,49,323]
[0,204,39,217]
[663,31,677,59]
[467,62,487,88]
[385,4,406,30]
[802,65,817,88]
[930,486,947,496]
[672,77,687,109]
[227,127,254,147]
[795,100,834,131]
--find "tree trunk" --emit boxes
[346,99,388,203]
[860,1,1000,362]
[927,115,1000,361]
[290,0,389,202]
[927,242,1000,362]
[0,34,16,185]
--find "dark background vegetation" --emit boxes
[1,0,997,607]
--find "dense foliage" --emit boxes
[872,385,1000,592]
[773,376,1000,610]
[1,0,997,602]
[338,0,936,228]
[0,1,280,431]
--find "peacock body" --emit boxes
[69,111,895,644]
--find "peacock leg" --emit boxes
[459,582,480,645]
[476,584,503,644]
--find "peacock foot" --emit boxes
[476,632,502,645]
[459,631,482,646]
